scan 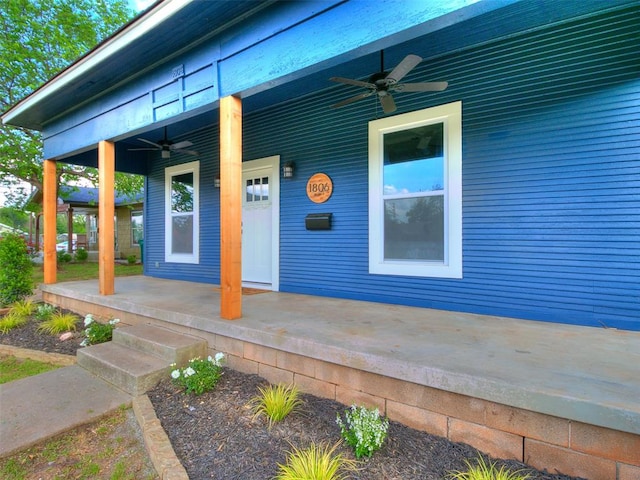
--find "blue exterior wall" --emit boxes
[144,6,640,330]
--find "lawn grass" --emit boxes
[0,405,158,480]
[0,355,61,384]
[32,262,143,284]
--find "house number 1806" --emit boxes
[306,173,333,204]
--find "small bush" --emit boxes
[9,299,37,318]
[0,233,33,306]
[57,250,72,263]
[275,442,357,480]
[170,353,225,395]
[448,456,531,480]
[0,313,29,333]
[250,383,303,428]
[126,254,137,264]
[81,314,119,346]
[38,311,79,334]
[35,303,57,321]
[336,404,389,458]
[75,248,88,262]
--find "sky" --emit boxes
[130,0,156,12]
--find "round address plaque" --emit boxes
[306,173,333,203]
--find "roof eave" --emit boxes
[1,0,189,130]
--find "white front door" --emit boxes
[242,157,279,288]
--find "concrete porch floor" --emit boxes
[40,275,640,439]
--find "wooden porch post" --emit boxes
[98,140,115,295]
[66,207,74,253]
[43,159,57,284]
[219,95,242,319]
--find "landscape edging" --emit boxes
[0,344,76,366]
[133,394,189,480]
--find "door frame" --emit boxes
[242,155,280,291]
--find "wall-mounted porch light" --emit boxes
[214,174,221,188]
[282,162,295,178]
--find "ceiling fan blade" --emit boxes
[137,138,161,148]
[331,91,374,109]
[380,93,396,114]
[395,81,448,92]
[330,76,375,89]
[171,140,193,150]
[386,54,422,84]
[175,149,199,156]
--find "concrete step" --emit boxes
[113,324,207,366]
[77,342,170,396]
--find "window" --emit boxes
[369,102,462,278]
[165,161,199,263]
[131,210,143,246]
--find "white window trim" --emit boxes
[131,209,143,246]
[165,160,200,264]
[368,101,462,278]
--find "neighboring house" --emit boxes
[30,186,144,260]
[2,1,639,329]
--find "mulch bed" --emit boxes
[147,371,583,480]
[2,310,583,480]
[0,316,84,356]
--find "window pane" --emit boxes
[383,123,444,195]
[172,215,193,254]
[261,177,269,200]
[171,173,194,212]
[246,179,253,203]
[131,211,144,245]
[384,196,444,261]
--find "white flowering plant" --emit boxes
[336,404,389,458]
[80,314,120,346]
[170,353,225,396]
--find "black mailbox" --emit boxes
[305,213,332,230]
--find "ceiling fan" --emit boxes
[128,127,198,159]
[330,52,448,114]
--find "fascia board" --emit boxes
[1,0,191,129]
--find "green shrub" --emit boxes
[81,314,119,346]
[35,303,57,321]
[0,313,29,333]
[75,248,88,262]
[170,353,225,395]
[126,254,137,264]
[336,404,389,458]
[275,442,357,480]
[250,383,303,428]
[0,233,33,306]
[57,250,72,263]
[38,311,79,334]
[448,456,531,480]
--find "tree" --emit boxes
[0,0,140,208]
[0,206,29,231]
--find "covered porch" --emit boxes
[41,276,640,480]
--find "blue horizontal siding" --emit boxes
[143,5,639,330]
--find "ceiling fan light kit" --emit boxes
[331,53,448,114]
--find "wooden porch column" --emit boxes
[66,207,74,253]
[219,95,242,319]
[98,140,115,295]
[43,159,57,284]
